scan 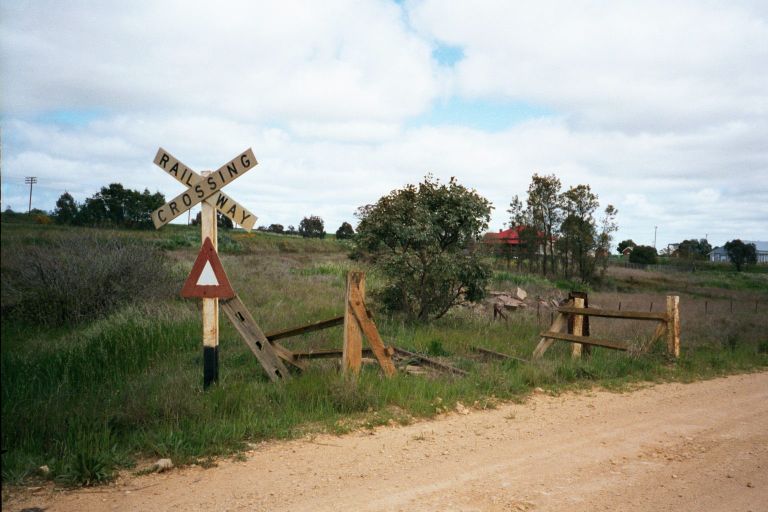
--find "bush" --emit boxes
[355,175,492,321]
[724,239,757,271]
[1,234,176,326]
[629,245,657,265]
[335,221,355,240]
[299,215,325,238]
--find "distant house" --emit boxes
[709,246,728,262]
[484,226,526,246]
[621,246,633,257]
[709,241,768,264]
[483,226,545,254]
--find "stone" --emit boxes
[152,458,174,473]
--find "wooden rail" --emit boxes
[265,316,344,342]
[293,348,375,360]
[471,346,529,364]
[556,307,667,322]
[538,332,628,351]
[533,295,680,359]
[393,347,468,376]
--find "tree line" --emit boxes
[617,238,759,271]
[48,184,357,238]
[255,217,354,239]
[53,184,165,228]
[504,174,618,282]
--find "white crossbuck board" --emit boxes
[153,148,258,230]
[151,148,258,229]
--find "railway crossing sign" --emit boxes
[151,148,258,230]
[150,147,290,388]
[148,148,396,387]
[181,237,235,299]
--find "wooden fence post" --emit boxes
[342,271,364,375]
[571,297,584,358]
[666,295,680,358]
[201,171,219,388]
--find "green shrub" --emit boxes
[355,175,492,321]
[630,245,658,264]
[1,234,176,325]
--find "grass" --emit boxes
[1,223,767,487]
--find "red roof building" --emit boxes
[483,225,546,246]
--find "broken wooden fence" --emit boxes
[224,271,397,380]
[532,295,680,359]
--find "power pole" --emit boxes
[0,127,3,211]
[25,176,37,213]
[654,225,658,249]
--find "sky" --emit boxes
[1,0,767,249]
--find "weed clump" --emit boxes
[1,234,176,326]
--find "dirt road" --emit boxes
[7,372,767,511]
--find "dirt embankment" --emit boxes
[6,372,767,512]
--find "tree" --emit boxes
[299,215,325,238]
[506,195,543,271]
[629,245,657,265]
[192,211,234,229]
[56,183,164,228]
[617,239,636,254]
[335,221,355,240]
[596,204,618,276]
[559,184,599,281]
[527,174,562,275]
[677,239,712,260]
[723,239,757,271]
[54,192,78,224]
[355,175,491,321]
[267,223,284,234]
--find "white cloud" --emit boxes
[1,1,766,249]
[1,0,437,122]
[407,0,768,132]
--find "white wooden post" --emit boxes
[201,171,219,388]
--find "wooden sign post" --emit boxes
[150,149,395,385]
[201,182,219,388]
[151,147,291,388]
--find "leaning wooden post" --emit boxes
[571,297,584,358]
[666,295,680,358]
[201,170,219,388]
[342,271,364,375]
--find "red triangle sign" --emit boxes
[181,237,235,299]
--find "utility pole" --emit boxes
[0,127,3,211]
[654,225,658,249]
[25,176,37,213]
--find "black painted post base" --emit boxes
[203,346,219,389]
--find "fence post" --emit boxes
[342,271,365,375]
[571,297,584,358]
[666,295,680,358]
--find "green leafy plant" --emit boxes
[355,175,492,321]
